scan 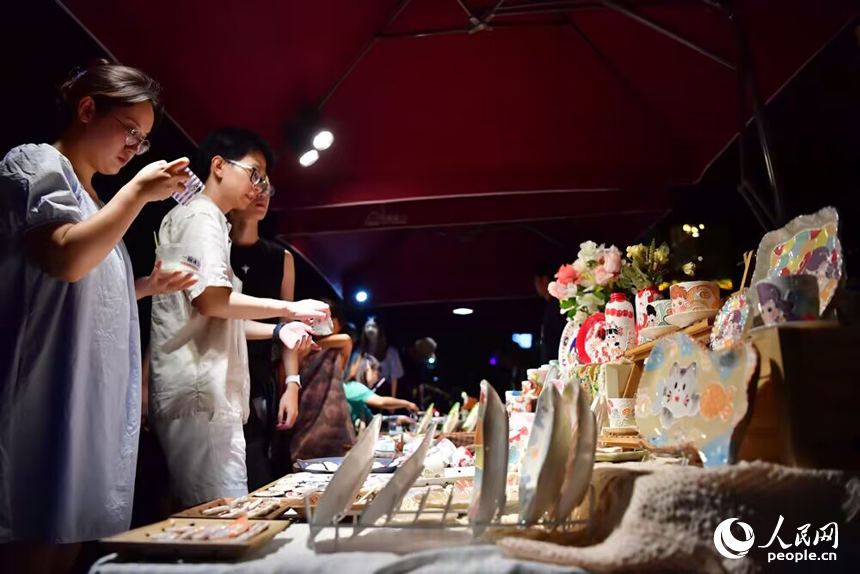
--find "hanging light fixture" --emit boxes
[286,107,335,168]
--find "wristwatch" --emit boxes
[285,374,302,390]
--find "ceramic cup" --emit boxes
[755,275,820,325]
[641,299,673,329]
[607,397,636,428]
[670,281,720,315]
[155,243,202,274]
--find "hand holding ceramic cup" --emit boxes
[755,275,819,325]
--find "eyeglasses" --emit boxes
[224,159,275,197]
[112,115,150,155]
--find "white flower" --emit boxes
[579,293,603,314]
[577,241,602,262]
[573,258,589,274]
[574,309,590,324]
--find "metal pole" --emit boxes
[728,8,785,226]
[599,0,735,70]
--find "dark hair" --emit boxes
[321,297,345,327]
[196,127,275,181]
[356,353,380,385]
[58,60,162,130]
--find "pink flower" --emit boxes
[555,264,579,285]
[604,247,622,274]
[594,265,614,286]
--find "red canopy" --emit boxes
[62,0,856,305]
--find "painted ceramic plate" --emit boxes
[310,415,382,540]
[358,422,438,531]
[635,333,758,467]
[638,324,680,342]
[576,313,610,364]
[558,319,581,370]
[664,308,717,328]
[554,381,597,520]
[751,206,843,315]
[415,403,435,435]
[468,381,509,537]
[711,290,752,351]
[518,383,571,524]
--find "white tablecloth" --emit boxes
[90,523,585,574]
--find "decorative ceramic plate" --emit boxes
[558,319,581,370]
[415,403,435,435]
[310,415,382,541]
[664,308,717,328]
[710,290,752,351]
[638,324,680,342]
[468,381,509,537]
[358,422,438,531]
[635,333,758,467]
[576,313,610,364]
[554,381,597,520]
[518,383,571,524]
[751,206,843,315]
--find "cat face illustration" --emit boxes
[657,361,701,428]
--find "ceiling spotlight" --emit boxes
[699,224,705,230]
[354,290,369,303]
[453,307,474,316]
[299,149,319,167]
[682,224,691,232]
[312,130,334,151]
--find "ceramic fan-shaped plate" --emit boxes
[468,381,509,537]
[750,206,843,315]
[358,422,438,531]
[711,289,752,351]
[635,333,758,467]
[554,381,597,520]
[309,415,382,541]
[518,383,571,524]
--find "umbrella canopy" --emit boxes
[61,0,856,305]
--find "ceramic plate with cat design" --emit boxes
[635,333,758,467]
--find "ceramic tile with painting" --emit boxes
[751,206,843,315]
[635,332,758,466]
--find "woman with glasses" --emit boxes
[0,60,195,562]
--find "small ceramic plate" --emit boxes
[415,404,435,435]
[358,422,438,531]
[554,382,597,521]
[638,324,680,341]
[310,415,382,541]
[468,381,509,537]
[576,313,610,364]
[665,309,717,327]
[558,319,580,370]
[711,290,752,351]
[518,383,571,524]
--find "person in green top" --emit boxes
[344,354,418,427]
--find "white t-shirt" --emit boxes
[149,195,249,424]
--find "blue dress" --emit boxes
[0,144,141,542]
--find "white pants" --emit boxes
[155,413,248,506]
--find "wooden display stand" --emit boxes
[617,318,860,470]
